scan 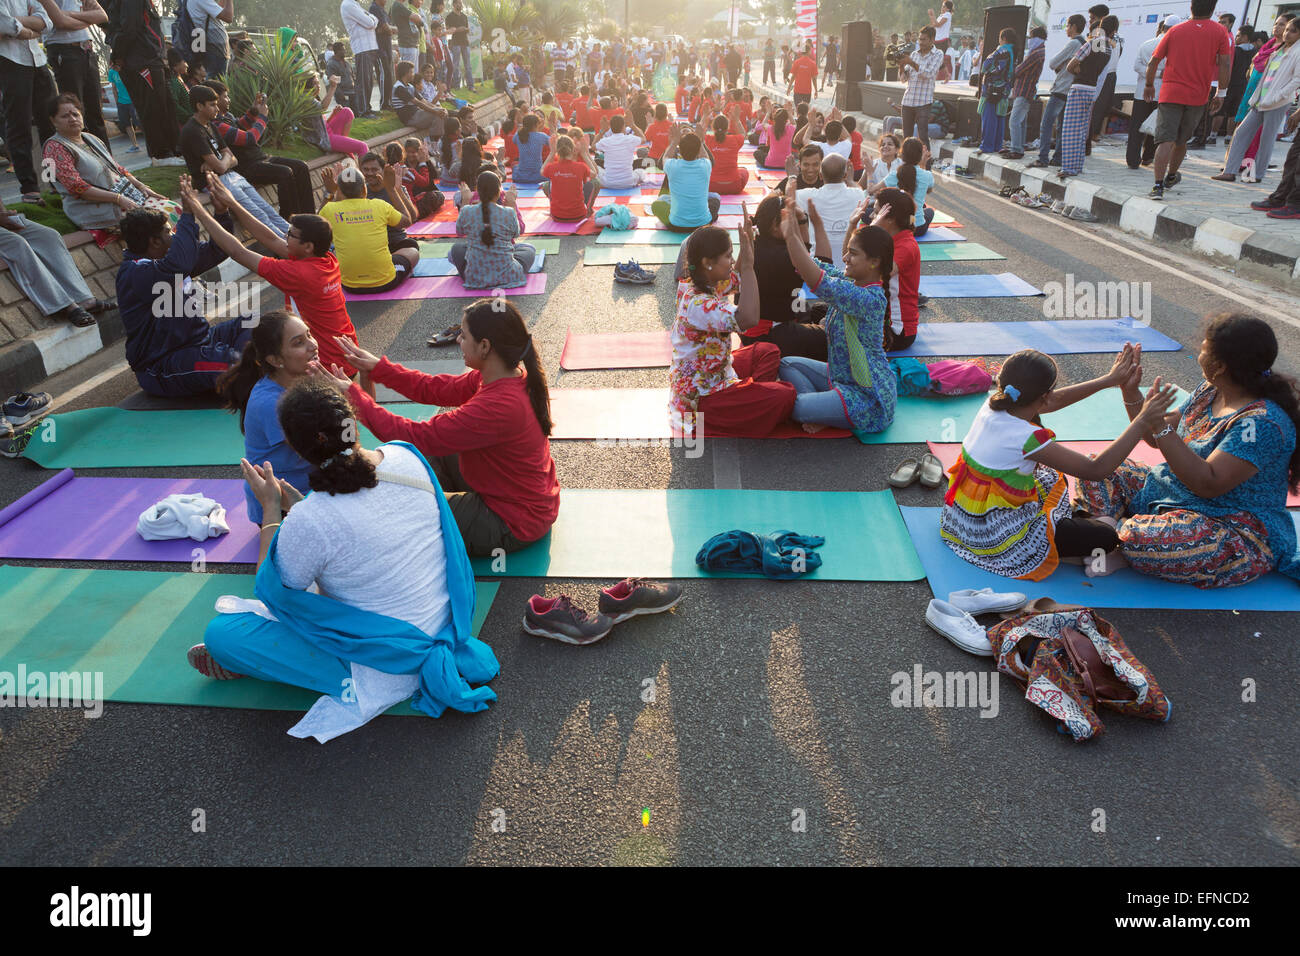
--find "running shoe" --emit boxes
[1251,199,1283,211]
[3,391,51,426]
[522,594,614,645]
[427,324,461,347]
[187,644,245,680]
[1164,171,1181,187]
[614,259,656,284]
[1267,206,1300,220]
[1149,183,1165,200]
[0,420,35,458]
[598,578,684,624]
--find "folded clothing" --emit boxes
[695,529,825,580]
[594,203,637,230]
[138,493,230,542]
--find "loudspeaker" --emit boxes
[955,97,981,139]
[979,4,1029,66]
[838,20,872,112]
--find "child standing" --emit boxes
[107,57,141,152]
[940,347,1177,580]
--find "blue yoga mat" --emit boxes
[917,273,1043,298]
[887,318,1182,357]
[594,185,646,198]
[413,251,545,278]
[900,507,1300,611]
[914,226,967,243]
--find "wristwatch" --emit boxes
[1151,423,1175,440]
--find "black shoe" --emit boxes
[1251,198,1284,211]
[1187,139,1206,150]
[84,297,117,314]
[1149,183,1165,200]
[598,578,684,624]
[427,324,462,347]
[1164,171,1181,187]
[917,293,930,306]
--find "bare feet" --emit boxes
[801,421,826,434]
[1084,549,1129,578]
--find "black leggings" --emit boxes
[1054,516,1121,557]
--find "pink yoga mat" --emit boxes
[0,470,260,563]
[345,273,547,301]
[408,220,458,236]
[548,388,848,440]
[927,441,1300,507]
[521,211,590,234]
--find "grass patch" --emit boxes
[132,164,186,199]
[348,114,406,142]
[9,193,77,234]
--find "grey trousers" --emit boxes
[0,217,92,315]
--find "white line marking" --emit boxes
[47,359,131,413]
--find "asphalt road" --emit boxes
[1,170,1297,867]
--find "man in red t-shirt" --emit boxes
[1145,0,1231,198]
[180,173,363,382]
[542,135,598,220]
[789,43,818,106]
[645,103,675,165]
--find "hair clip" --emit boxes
[1003,385,1021,402]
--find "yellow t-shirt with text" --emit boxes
[320,198,402,288]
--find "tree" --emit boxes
[469,0,542,49]
[531,0,584,43]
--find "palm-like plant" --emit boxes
[469,0,542,50]
[530,0,584,44]
[224,35,320,150]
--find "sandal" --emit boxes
[888,458,921,488]
[20,193,45,206]
[427,325,461,347]
[918,453,945,489]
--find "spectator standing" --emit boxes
[326,41,358,113]
[1029,14,1084,168]
[1057,16,1115,178]
[819,36,837,92]
[41,0,111,146]
[1005,26,1046,159]
[392,0,418,67]
[977,29,1016,155]
[341,0,380,117]
[789,43,817,106]
[1214,17,1300,184]
[725,43,742,88]
[763,39,776,85]
[2,0,59,199]
[1146,0,1231,199]
[1252,102,1300,217]
[898,26,944,150]
[444,0,472,90]
[930,2,954,52]
[111,0,183,168]
[186,0,232,79]
[370,0,395,111]
[1128,16,1179,170]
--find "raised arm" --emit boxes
[205,171,289,257]
[181,175,266,273]
[1038,344,1138,413]
[781,191,827,287]
[733,207,760,331]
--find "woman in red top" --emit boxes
[871,188,921,351]
[324,299,561,556]
[705,115,750,193]
[541,134,598,221]
[644,103,675,166]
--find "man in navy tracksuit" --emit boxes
[116,206,253,396]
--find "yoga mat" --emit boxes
[375,360,468,402]
[521,211,590,234]
[888,319,1182,356]
[407,220,458,236]
[594,186,645,198]
[639,214,743,230]
[470,489,924,581]
[900,507,1300,612]
[412,250,545,278]
[584,245,685,265]
[917,273,1042,297]
[0,566,500,712]
[20,405,436,468]
[931,210,958,225]
[421,237,562,256]
[118,391,224,411]
[344,273,547,301]
[0,471,261,563]
[855,387,1188,445]
[926,442,1300,508]
[913,226,967,243]
[595,228,739,245]
[545,388,847,440]
[920,242,1005,262]
[559,330,739,370]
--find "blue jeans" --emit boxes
[778,356,852,428]
[221,172,290,238]
[1037,93,1067,163]
[1009,95,1032,153]
[451,44,474,89]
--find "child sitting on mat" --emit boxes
[512,114,551,186]
[871,188,922,352]
[319,299,560,557]
[216,309,315,524]
[542,135,598,222]
[705,114,750,194]
[941,347,1177,582]
[776,191,897,435]
[669,215,796,438]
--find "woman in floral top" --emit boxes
[449,171,537,289]
[668,210,797,437]
[1075,314,1300,587]
[775,190,898,436]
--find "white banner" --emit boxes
[796,0,818,43]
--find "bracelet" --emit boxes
[1123,397,1142,408]
[1151,424,1174,440]
[260,521,281,533]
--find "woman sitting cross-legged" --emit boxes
[317,298,560,557]
[216,309,315,525]
[942,346,1178,582]
[449,170,537,289]
[1074,314,1300,587]
[668,214,796,437]
[774,190,898,435]
[189,379,500,742]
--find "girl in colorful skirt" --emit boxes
[1075,314,1300,587]
[941,346,1177,581]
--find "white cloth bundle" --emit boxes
[137,493,230,542]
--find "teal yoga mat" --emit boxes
[585,244,687,265]
[0,566,499,711]
[919,242,1005,262]
[594,229,740,245]
[469,489,924,581]
[21,405,439,468]
[855,387,1188,445]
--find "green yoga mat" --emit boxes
[468,489,924,581]
[855,386,1188,445]
[920,242,1005,262]
[21,405,439,468]
[594,229,740,245]
[0,566,499,713]
[420,237,563,257]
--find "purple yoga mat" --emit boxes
[0,471,260,563]
[408,220,458,236]
[344,273,548,301]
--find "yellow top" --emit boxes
[319,198,403,288]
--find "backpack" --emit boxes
[171,0,200,65]
[927,358,994,396]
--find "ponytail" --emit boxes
[476,169,500,245]
[772,108,788,140]
[713,114,728,144]
[216,309,293,432]
[464,298,552,436]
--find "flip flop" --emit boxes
[427,325,461,347]
[888,457,921,488]
[20,193,45,205]
[918,453,945,489]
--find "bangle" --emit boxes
[1123,397,1142,408]
[260,521,281,533]
[1151,424,1174,440]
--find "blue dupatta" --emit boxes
[255,442,499,718]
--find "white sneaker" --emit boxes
[925,599,993,657]
[152,156,186,167]
[947,587,1027,615]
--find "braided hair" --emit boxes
[476,169,501,246]
[277,380,378,495]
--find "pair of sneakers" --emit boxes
[523,578,684,645]
[925,588,1027,657]
[614,260,656,285]
[1,392,52,455]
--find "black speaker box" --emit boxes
[838,20,873,112]
[979,4,1030,66]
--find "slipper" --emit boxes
[426,325,461,347]
[20,193,45,205]
[918,453,945,489]
[888,457,921,488]
[85,298,117,314]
